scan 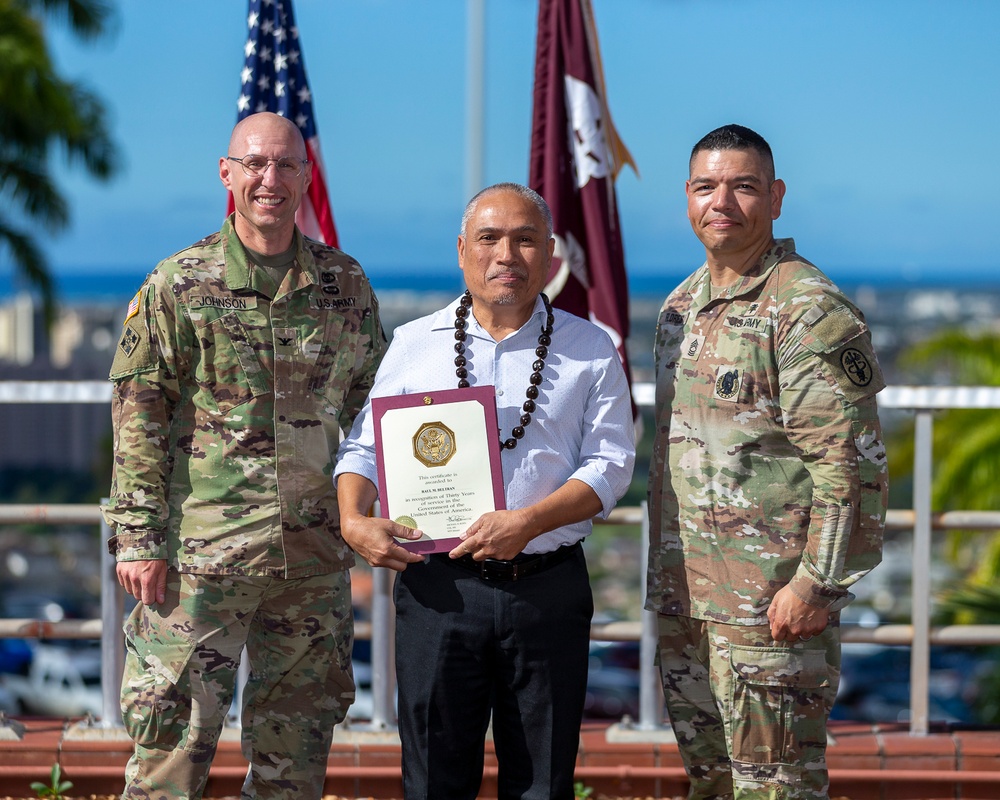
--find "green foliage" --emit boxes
[891,328,1000,582]
[897,329,1000,385]
[893,327,1000,723]
[0,466,105,505]
[0,0,120,326]
[969,649,1000,725]
[30,762,73,799]
[938,583,1000,626]
[892,329,1000,512]
[573,781,594,799]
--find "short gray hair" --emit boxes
[459,182,554,239]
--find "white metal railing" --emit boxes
[878,386,1000,734]
[2,383,1000,738]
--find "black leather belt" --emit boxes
[449,541,581,582]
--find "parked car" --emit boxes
[0,643,103,718]
[0,682,19,716]
[833,643,995,724]
[584,641,640,720]
[0,639,32,676]
[348,659,375,721]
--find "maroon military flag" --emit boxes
[227,0,339,247]
[529,0,637,407]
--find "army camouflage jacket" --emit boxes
[102,216,385,578]
[646,239,888,624]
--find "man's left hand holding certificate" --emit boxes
[372,386,506,553]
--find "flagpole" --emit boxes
[465,0,486,201]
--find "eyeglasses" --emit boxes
[226,155,309,178]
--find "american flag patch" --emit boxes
[124,289,141,326]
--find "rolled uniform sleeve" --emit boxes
[778,300,888,609]
[102,274,183,561]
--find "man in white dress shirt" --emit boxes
[335,182,635,800]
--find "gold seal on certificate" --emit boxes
[413,422,456,467]
[372,387,506,554]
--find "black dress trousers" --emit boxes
[394,544,593,800]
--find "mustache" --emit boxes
[485,266,529,281]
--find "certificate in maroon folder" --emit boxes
[372,386,507,554]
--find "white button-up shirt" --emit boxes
[335,294,636,554]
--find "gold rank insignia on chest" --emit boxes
[714,365,743,401]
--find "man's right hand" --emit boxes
[341,514,425,571]
[337,472,425,571]
[116,559,168,605]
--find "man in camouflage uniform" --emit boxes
[646,124,888,800]
[102,112,385,799]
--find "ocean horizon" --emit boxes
[3,265,998,306]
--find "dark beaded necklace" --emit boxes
[453,290,554,451]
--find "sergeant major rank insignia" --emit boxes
[681,333,704,360]
[714,366,742,401]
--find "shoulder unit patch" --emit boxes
[840,347,874,387]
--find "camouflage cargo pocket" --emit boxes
[729,644,829,769]
[194,312,269,413]
[120,608,197,747]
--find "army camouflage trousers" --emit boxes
[657,614,841,800]
[120,570,355,800]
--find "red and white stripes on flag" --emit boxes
[228,0,338,247]
[529,0,637,411]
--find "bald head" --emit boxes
[221,111,312,253]
[229,112,307,160]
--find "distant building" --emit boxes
[0,295,116,477]
[0,295,46,366]
[2,283,999,489]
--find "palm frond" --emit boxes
[0,158,69,229]
[18,0,117,41]
[0,217,56,325]
[939,583,1000,625]
[0,0,119,327]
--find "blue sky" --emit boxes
[18,0,1000,294]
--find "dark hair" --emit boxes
[690,124,775,181]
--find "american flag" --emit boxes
[227,0,338,247]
